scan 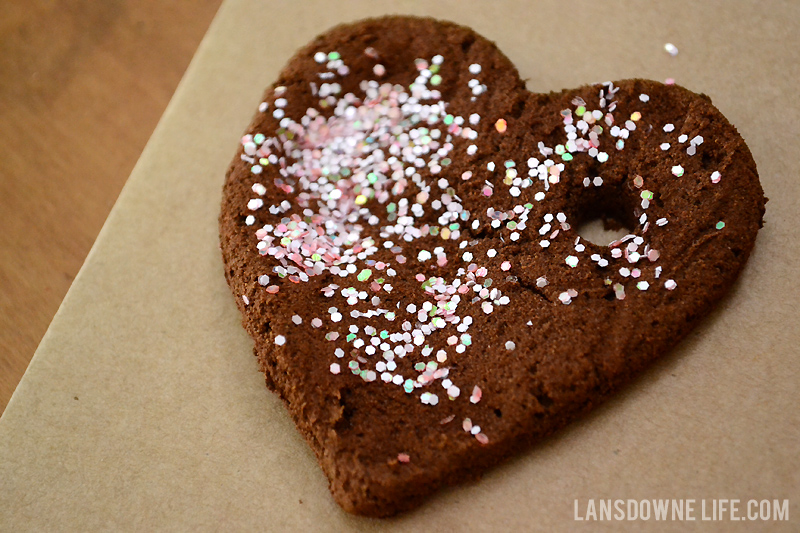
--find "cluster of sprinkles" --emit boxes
[238,45,725,452]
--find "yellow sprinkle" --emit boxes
[495,118,507,133]
[441,228,451,240]
[631,111,641,121]
[355,194,368,205]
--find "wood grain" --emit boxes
[0,1,222,413]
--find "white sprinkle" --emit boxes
[330,363,340,374]
[665,279,677,290]
[292,315,302,325]
[660,143,670,151]
[314,52,326,63]
[505,341,516,351]
[487,248,497,258]
[711,171,721,183]
[275,335,286,346]
[678,134,688,143]
[664,43,679,56]
[639,94,650,102]
[247,199,264,210]
[663,123,675,132]
[536,276,548,287]
[469,63,482,74]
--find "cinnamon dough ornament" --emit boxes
[220,16,766,516]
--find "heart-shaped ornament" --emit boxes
[220,16,765,517]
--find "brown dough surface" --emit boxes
[220,16,765,516]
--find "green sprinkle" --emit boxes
[357,269,372,282]
[387,202,396,213]
[562,153,573,161]
[404,379,414,393]
[641,190,654,200]
[430,74,442,86]
[348,361,358,370]
[716,221,726,230]
[444,115,454,125]
[259,157,269,165]
[461,334,472,346]
[253,133,265,144]
[346,333,356,342]
[328,51,340,60]
[380,330,389,339]
[414,362,426,371]
[576,105,586,116]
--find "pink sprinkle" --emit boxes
[266,285,280,294]
[373,64,386,77]
[475,433,489,445]
[665,78,675,85]
[415,273,426,282]
[482,187,493,197]
[397,453,410,463]
[462,418,473,432]
[501,261,511,271]
[470,385,482,404]
[330,363,340,374]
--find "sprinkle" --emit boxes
[565,256,579,268]
[671,165,684,177]
[242,295,249,305]
[637,281,650,291]
[665,78,675,85]
[275,335,286,346]
[711,171,721,183]
[716,221,726,230]
[495,119,507,133]
[397,453,410,463]
[664,43,679,56]
[639,94,650,102]
[475,433,489,445]
[501,261,511,271]
[330,363,340,374]
[663,123,675,132]
[469,63,482,74]
[292,315,302,325]
[470,386,482,404]
[373,64,386,77]
[505,341,516,351]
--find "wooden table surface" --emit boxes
[0,1,222,413]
